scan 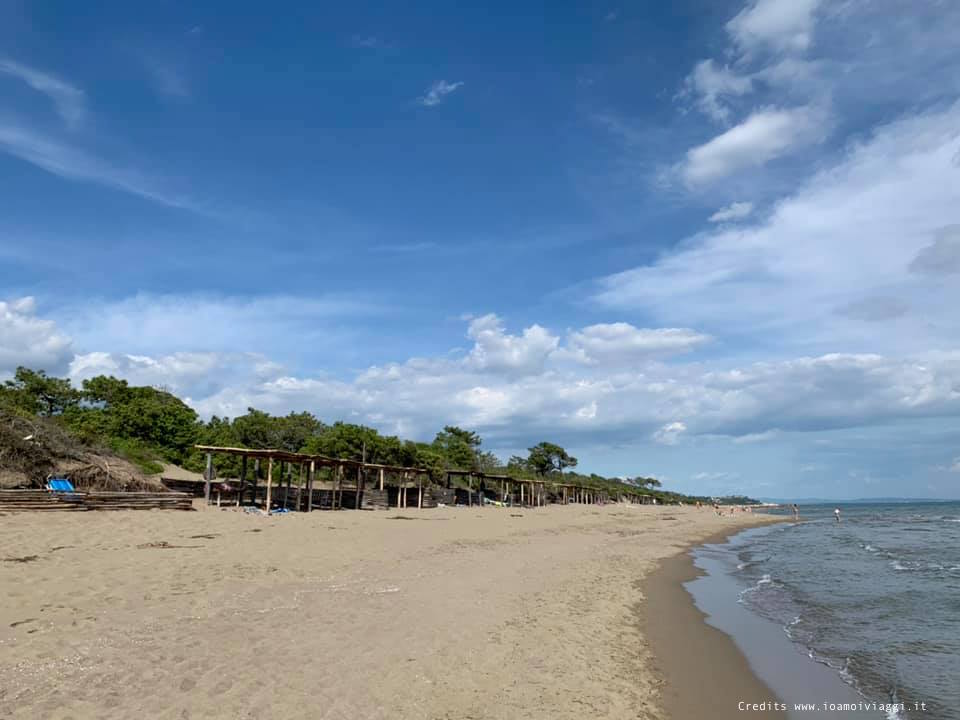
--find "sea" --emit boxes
[687,503,960,719]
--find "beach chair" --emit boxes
[46,478,76,493]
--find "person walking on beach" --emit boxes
[792,503,799,520]
[834,507,841,523]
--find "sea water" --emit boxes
[711,503,960,719]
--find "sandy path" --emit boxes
[0,504,778,719]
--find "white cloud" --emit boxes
[708,201,754,223]
[726,0,823,54]
[0,297,73,375]
[693,471,740,481]
[5,302,960,456]
[418,80,464,107]
[685,60,753,123]
[466,314,558,375]
[950,458,960,473]
[0,58,86,128]
[653,421,687,445]
[564,323,710,365]
[595,101,960,354]
[682,106,826,185]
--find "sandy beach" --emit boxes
[1,504,781,719]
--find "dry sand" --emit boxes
[0,503,781,719]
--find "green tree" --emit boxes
[525,441,578,476]
[2,367,79,416]
[432,425,482,469]
[66,376,200,462]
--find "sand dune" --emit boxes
[0,504,778,719]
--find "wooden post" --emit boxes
[239,455,247,506]
[252,458,260,507]
[468,475,473,507]
[265,457,273,512]
[284,462,292,510]
[204,452,212,505]
[336,465,343,510]
[296,463,305,511]
[379,467,385,491]
[520,483,524,506]
[307,460,315,512]
[355,465,362,510]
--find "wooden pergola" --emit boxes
[444,471,553,507]
[194,445,431,512]
[196,445,654,512]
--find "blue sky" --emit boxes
[2,0,960,499]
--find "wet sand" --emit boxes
[643,533,785,720]
[0,503,780,719]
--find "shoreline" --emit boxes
[641,527,786,720]
[647,522,884,720]
[1,504,780,719]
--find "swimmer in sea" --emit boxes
[834,507,841,523]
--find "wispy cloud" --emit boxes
[681,105,826,185]
[0,58,86,128]
[418,80,464,107]
[708,201,753,222]
[0,122,198,211]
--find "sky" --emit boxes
[2,0,960,500]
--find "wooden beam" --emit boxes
[418,475,423,509]
[253,458,260,507]
[239,454,247,507]
[379,467,385,491]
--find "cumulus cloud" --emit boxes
[4,298,960,457]
[418,80,464,107]
[465,314,559,375]
[0,297,73,375]
[708,201,754,223]
[682,106,826,185]
[0,58,86,128]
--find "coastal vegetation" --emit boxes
[1,366,745,503]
